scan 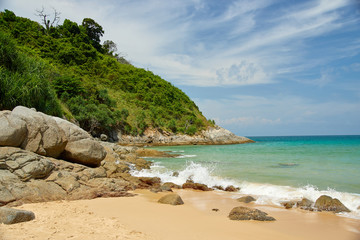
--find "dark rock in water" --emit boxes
[314,195,350,213]
[213,185,225,191]
[182,180,211,191]
[158,193,184,205]
[172,171,179,177]
[228,206,275,221]
[281,201,296,209]
[237,196,256,204]
[0,207,35,224]
[224,185,240,192]
[297,198,313,210]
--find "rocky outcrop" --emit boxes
[114,126,254,146]
[237,196,256,203]
[158,193,184,205]
[0,147,54,182]
[0,144,138,207]
[228,206,275,221]
[314,195,350,213]
[135,148,179,158]
[0,106,106,167]
[0,207,35,224]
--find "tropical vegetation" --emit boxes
[0,9,214,137]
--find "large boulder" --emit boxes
[314,195,350,213]
[61,138,106,167]
[0,207,35,224]
[52,117,91,142]
[0,111,27,147]
[11,106,67,158]
[158,193,184,205]
[228,206,275,221]
[53,117,106,167]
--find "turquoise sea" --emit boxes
[131,135,360,219]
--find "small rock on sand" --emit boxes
[158,193,184,205]
[228,206,275,221]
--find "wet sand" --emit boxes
[1,189,359,240]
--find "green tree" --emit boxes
[82,18,104,51]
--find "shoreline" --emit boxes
[1,189,359,240]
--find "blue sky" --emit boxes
[2,0,360,136]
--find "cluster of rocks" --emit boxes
[281,195,350,213]
[114,126,254,146]
[0,106,106,167]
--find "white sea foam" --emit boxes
[131,161,236,188]
[130,161,360,219]
[176,155,197,159]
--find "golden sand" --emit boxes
[1,189,359,240]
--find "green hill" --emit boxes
[0,9,214,137]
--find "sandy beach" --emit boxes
[1,189,359,240]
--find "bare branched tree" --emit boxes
[35,7,61,32]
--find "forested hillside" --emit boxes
[0,9,214,137]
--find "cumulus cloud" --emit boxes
[215,61,271,86]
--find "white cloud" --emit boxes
[215,61,271,86]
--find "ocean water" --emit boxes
[131,135,360,219]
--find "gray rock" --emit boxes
[79,167,107,181]
[228,206,275,221]
[237,196,256,203]
[0,147,55,181]
[0,111,27,147]
[314,195,350,213]
[53,117,91,142]
[0,169,18,182]
[0,207,35,224]
[158,193,184,205]
[11,106,67,158]
[61,138,107,167]
[55,175,80,193]
[0,186,16,206]
[100,134,108,141]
